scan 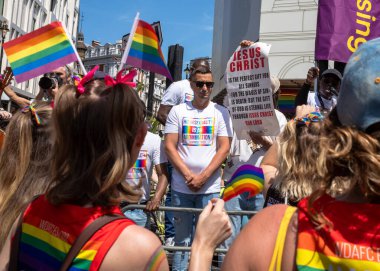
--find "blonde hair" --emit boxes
[46,83,144,206]
[275,119,329,201]
[0,101,52,247]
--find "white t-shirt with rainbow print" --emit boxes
[165,101,233,194]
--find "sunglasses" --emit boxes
[193,81,214,88]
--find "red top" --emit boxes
[18,195,135,271]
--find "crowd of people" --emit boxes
[0,36,379,271]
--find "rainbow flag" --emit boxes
[122,17,173,81]
[222,164,264,202]
[278,88,297,116]
[3,21,78,83]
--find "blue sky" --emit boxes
[80,0,215,76]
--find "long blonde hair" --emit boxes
[46,83,144,206]
[275,118,330,201]
[0,102,52,247]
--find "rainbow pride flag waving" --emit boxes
[222,164,264,202]
[120,13,173,81]
[3,21,78,83]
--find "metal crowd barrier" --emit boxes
[121,204,258,268]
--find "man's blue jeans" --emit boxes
[165,162,175,239]
[124,208,150,228]
[171,190,220,271]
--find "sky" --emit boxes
[80,0,215,76]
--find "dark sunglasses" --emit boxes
[193,81,214,88]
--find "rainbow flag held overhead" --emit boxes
[222,164,264,202]
[3,21,78,83]
[121,14,173,81]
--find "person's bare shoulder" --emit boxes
[222,205,294,271]
[100,225,169,271]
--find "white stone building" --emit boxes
[0,0,80,97]
[260,0,318,79]
[83,40,122,77]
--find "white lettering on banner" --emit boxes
[226,42,280,139]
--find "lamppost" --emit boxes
[184,64,190,79]
[0,20,9,73]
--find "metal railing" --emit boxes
[121,204,258,254]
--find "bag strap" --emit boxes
[268,206,297,271]
[59,214,126,271]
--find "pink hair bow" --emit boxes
[104,68,137,88]
[77,66,99,94]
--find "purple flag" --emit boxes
[315,0,380,63]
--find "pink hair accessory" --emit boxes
[104,68,137,88]
[77,66,99,94]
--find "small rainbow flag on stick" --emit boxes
[222,164,264,202]
[120,13,173,81]
[3,21,82,83]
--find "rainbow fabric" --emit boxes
[18,196,134,271]
[19,221,98,270]
[296,195,380,271]
[222,164,264,202]
[125,19,173,81]
[134,157,147,168]
[278,88,297,116]
[3,21,77,83]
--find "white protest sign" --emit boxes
[226,43,280,139]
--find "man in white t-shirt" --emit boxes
[123,131,168,228]
[156,58,211,246]
[156,58,210,125]
[165,65,233,271]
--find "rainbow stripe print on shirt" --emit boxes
[127,150,147,180]
[297,233,380,271]
[182,117,214,146]
[18,219,100,271]
[296,195,380,271]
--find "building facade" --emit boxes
[83,39,122,77]
[260,0,318,79]
[0,0,80,97]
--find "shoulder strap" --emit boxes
[59,214,126,271]
[268,206,297,271]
